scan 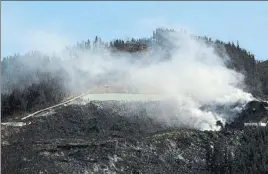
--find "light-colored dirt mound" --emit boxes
[90,84,134,93]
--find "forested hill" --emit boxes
[1,28,267,121]
[257,60,268,96]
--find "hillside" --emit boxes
[2,29,267,122]
[2,100,268,173]
[257,60,268,97]
[2,28,268,173]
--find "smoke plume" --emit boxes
[2,28,254,130]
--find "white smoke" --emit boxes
[123,32,254,130]
[3,28,255,131]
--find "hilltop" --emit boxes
[1,28,268,173]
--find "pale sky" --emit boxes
[2,1,268,60]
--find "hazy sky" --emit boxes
[2,1,268,60]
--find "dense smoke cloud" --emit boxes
[2,28,254,130]
[125,31,253,130]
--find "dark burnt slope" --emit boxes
[1,102,181,174]
[2,102,169,173]
[11,102,168,141]
[2,101,268,174]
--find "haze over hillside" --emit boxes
[2,28,268,131]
